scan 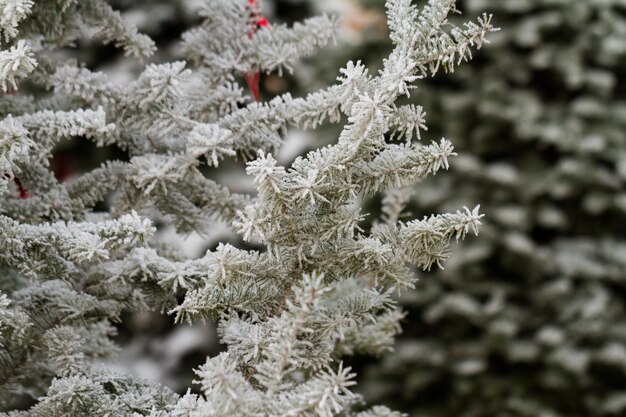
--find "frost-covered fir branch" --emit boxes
[0,0,495,415]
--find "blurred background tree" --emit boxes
[323,1,626,416]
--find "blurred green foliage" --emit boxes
[345,1,626,416]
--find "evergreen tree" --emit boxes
[355,1,626,416]
[0,0,495,415]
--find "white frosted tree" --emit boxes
[0,0,495,415]
[334,1,626,416]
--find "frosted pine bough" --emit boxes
[0,0,495,415]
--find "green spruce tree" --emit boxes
[354,1,626,416]
[0,0,495,415]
